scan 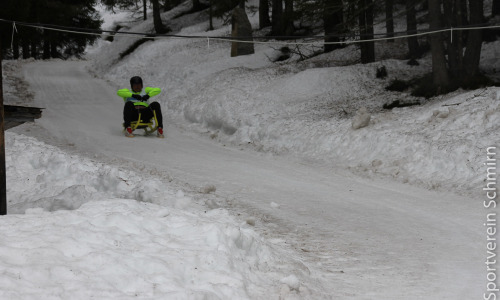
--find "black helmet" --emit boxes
[130,76,143,87]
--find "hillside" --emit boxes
[88,0,500,198]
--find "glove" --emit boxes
[131,94,143,100]
[142,94,150,101]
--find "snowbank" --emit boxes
[2,132,306,299]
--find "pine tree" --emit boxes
[259,0,271,29]
[494,0,500,16]
[427,0,451,93]
[1,0,102,59]
[152,0,168,34]
[359,0,375,63]
[283,0,294,36]
[324,0,344,53]
[406,0,419,59]
[271,0,284,36]
[385,0,394,42]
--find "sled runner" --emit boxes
[123,109,160,136]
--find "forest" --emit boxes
[0,0,499,95]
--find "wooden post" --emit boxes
[0,36,6,215]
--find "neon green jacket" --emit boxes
[117,87,161,107]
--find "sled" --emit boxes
[123,110,159,136]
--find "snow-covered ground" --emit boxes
[1,1,498,299]
[3,134,301,299]
[89,1,500,197]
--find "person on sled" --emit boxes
[117,76,164,138]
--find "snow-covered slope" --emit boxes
[88,2,500,197]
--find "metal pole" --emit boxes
[0,36,6,216]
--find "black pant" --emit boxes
[123,101,163,128]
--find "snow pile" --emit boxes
[7,133,171,213]
[88,3,500,196]
[2,132,307,299]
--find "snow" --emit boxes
[1,1,498,299]
[87,2,500,197]
[3,133,299,299]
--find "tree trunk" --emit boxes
[443,0,463,78]
[460,0,468,25]
[271,0,284,36]
[324,0,343,52]
[385,0,394,42]
[43,32,50,60]
[463,0,483,79]
[366,1,375,62]
[50,39,58,58]
[359,0,375,63]
[143,0,147,20]
[152,0,167,34]
[22,39,30,59]
[428,0,451,92]
[30,40,37,59]
[231,7,254,56]
[406,0,419,59]
[29,1,38,59]
[443,1,455,73]
[494,0,500,17]
[12,34,19,59]
[259,0,271,29]
[209,0,214,30]
[0,36,6,216]
[283,0,294,36]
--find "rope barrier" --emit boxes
[1,17,500,46]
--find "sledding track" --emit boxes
[18,60,484,299]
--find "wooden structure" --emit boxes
[4,105,43,130]
[0,32,43,214]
